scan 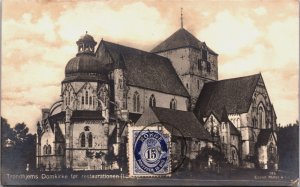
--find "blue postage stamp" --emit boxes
[128,126,171,177]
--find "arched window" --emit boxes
[85,91,88,104]
[133,92,140,112]
[81,96,84,105]
[88,133,93,147]
[89,96,92,105]
[197,80,200,89]
[202,49,207,61]
[47,145,52,155]
[43,145,47,155]
[80,133,85,147]
[232,150,237,161]
[258,105,265,129]
[149,94,156,107]
[269,142,275,154]
[170,98,177,110]
[206,61,211,73]
[186,83,189,89]
[57,145,63,155]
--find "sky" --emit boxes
[2,0,299,133]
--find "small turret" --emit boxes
[76,31,97,56]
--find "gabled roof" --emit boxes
[136,107,212,141]
[256,129,276,146]
[207,108,240,136]
[48,110,105,122]
[220,107,240,136]
[229,122,240,136]
[100,40,189,97]
[151,28,217,55]
[195,74,261,118]
[129,113,142,123]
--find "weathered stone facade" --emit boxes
[155,46,218,110]
[36,25,278,172]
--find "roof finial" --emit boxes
[181,7,183,28]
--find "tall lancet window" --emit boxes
[202,49,207,61]
[258,105,265,129]
[57,145,63,155]
[43,145,47,155]
[85,91,88,104]
[89,96,92,105]
[80,133,85,147]
[47,145,52,154]
[81,96,84,105]
[88,133,93,147]
[133,91,140,112]
[170,98,177,110]
[149,94,156,107]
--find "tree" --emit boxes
[12,122,29,143]
[277,121,299,176]
[1,117,14,145]
[1,117,36,173]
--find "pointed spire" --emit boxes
[181,7,183,28]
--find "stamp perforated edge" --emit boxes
[127,124,172,178]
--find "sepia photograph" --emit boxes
[1,0,299,186]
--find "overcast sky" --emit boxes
[2,0,299,133]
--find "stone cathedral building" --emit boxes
[36,22,278,171]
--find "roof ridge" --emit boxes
[209,73,261,84]
[102,40,171,61]
[151,28,217,54]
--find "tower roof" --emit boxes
[151,28,217,55]
[63,32,108,83]
[76,31,97,56]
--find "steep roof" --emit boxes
[195,74,261,118]
[151,28,217,55]
[229,122,240,136]
[220,107,240,136]
[47,110,105,122]
[256,129,275,146]
[136,107,212,141]
[101,40,189,97]
[129,113,142,123]
[208,108,240,136]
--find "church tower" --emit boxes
[151,9,218,110]
[61,32,111,170]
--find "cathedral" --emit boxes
[36,21,278,172]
